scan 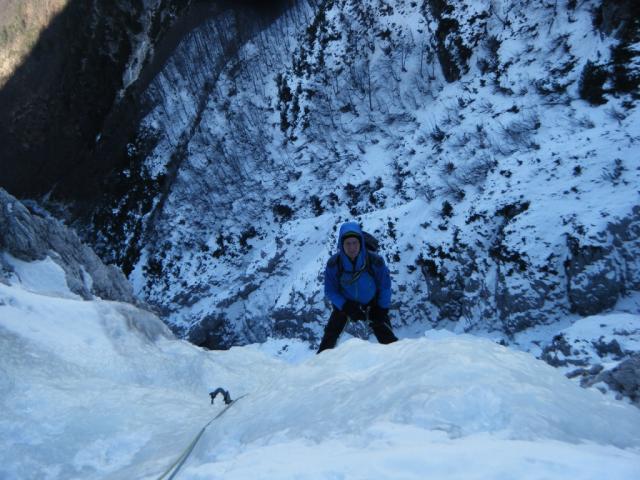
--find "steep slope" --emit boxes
[1,272,639,479]
[0,0,287,200]
[0,0,150,197]
[0,0,69,87]
[85,0,639,353]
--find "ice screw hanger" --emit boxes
[209,388,232,405]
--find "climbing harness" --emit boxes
[156,388,247,480]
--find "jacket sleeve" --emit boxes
[374,258,392,309]
[324,257,346,310]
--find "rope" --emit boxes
[156,393,248,480]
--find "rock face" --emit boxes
[420,207,640,335]
[597,355,640,406]
[566,210,640,316]
[0,0,283,202]
[64,0,638,351]
[542,312,640,406]
[0,0,148,198]
[0,189,133,303]
[569,354,640,407]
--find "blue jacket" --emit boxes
[324,222,392,310]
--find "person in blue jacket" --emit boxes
[317,221,398,353]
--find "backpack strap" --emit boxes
[331,251,381,293]
[328,253,341,276]
[367,252,383,278]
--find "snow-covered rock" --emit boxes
[540,307,640,405]
[0,188,133,303]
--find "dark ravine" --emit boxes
[0,0,297,205]
[0,0,146,199]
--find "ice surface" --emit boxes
[2,253,80,299]
[1,281,639,479]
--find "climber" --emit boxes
[317,221,398,353]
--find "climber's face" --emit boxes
[343,237,360,261]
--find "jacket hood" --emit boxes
[338,222,367,270]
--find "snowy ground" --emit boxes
[1,262,640,479]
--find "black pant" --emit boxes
[317,303,398,353]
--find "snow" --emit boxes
[186,429,640,480]
[2,253,80,300]
[1,272,640,480]
[561,313,640,356]
[3,0,640,477]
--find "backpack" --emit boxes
[362,230,379,253]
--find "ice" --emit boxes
[2,253,80,299]
[1,281,640,479]
[184,428,640,480]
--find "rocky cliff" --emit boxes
[76,0,639,350]
[0,188,133,302]
[0,0,290,200]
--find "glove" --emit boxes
[342,300,366,321]
[370,305,389,321]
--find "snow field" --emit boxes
[2,279,640,479]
